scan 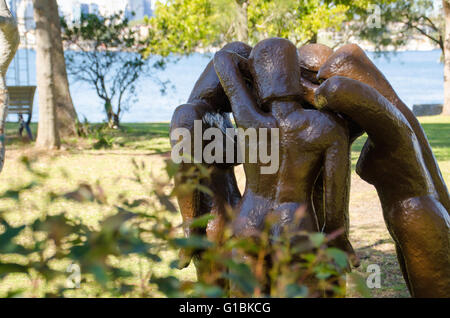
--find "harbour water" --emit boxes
[6,49,445,123]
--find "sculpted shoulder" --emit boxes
[297,108,349,145]
[170,103,213,132]
[304,108,348,133]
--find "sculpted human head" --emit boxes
[188,41,252,112]
[298,43,333,74]
[297,43,333,105]
[317,44,395,101]
[248,38,302,104]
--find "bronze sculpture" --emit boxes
[213,38,357,294]
[170,42,251,283]
[297,43,333,107]
[316,78,450,297]
[170,37,450,297]
[316,44,450,297]
[317,44,450,214]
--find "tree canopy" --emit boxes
[143,0,389,57]
[355,0,444,53]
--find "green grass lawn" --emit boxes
[1,116,449,298]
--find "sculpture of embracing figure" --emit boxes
[315,44,450,298]
[171,37,450,298]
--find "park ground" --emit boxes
[0,116,449,298]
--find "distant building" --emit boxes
[80,3,89,16]
[14,0,34,32]
[125,0,153,21]
[8,0,154,27]
[89,3,100,15]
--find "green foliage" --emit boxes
[247,0,349,45]
[354,0,444,54]
[0,155,355,297]
[143,0,386,57]
[144,0,221,56]
[62,13,165,128]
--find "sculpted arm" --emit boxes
[323,126,357,265]
[317,44,450,213]
[170,105,201,235]
[315,76,413,149]
[214,51,275,129]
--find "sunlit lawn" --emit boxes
[1,116,449,297]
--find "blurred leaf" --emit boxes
[0,263,28,278]
[150,276,182,297]
[189,214,215,229]
[173,236,214,249]
[0,182,38,200]
[326,248,349,269]
[4,289,25,298]
[222,260,257,295]
[309,233,325,248]
[90,264,109,286]
[64,184,96,202]
[348,272,372,298]
[101,211,136,231]
[124,199,150,208]
[0,221,25,254]
[154,191,178,213]
[32,215,78,246]
[193,283,225,298]
[285,284,308,298]
[164,160,179,178]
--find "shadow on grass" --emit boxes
[352,239,410,298]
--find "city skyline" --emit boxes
[9,0,154,25]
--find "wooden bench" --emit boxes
[7,86,36,140]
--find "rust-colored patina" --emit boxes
[318,44,450,213]
[316,75,450,298]
[170,42,251,284]
[214,38,356,294]
[298,43,334,107]
[170,38,449,298]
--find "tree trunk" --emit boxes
[33,0,60,149]
[235,0,249,43]
[0,0,19,171]
[47,0,78,136]
[444,0,450,115]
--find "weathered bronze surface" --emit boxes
[170,38,450,298]
[170,42,252,283]
[318,44,450,213]
[298,43,333,107]
[316,44,450,297]
[214,38,356,293]
[316,76,450,298]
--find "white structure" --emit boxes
[125,0,153,21]
[10,0,153,23]
[15,0,33,32]
[59,0,153,21]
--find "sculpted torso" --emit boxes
[236,106,348,237]
[214,38,353,257]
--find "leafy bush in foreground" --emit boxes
[0,156,365,297]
